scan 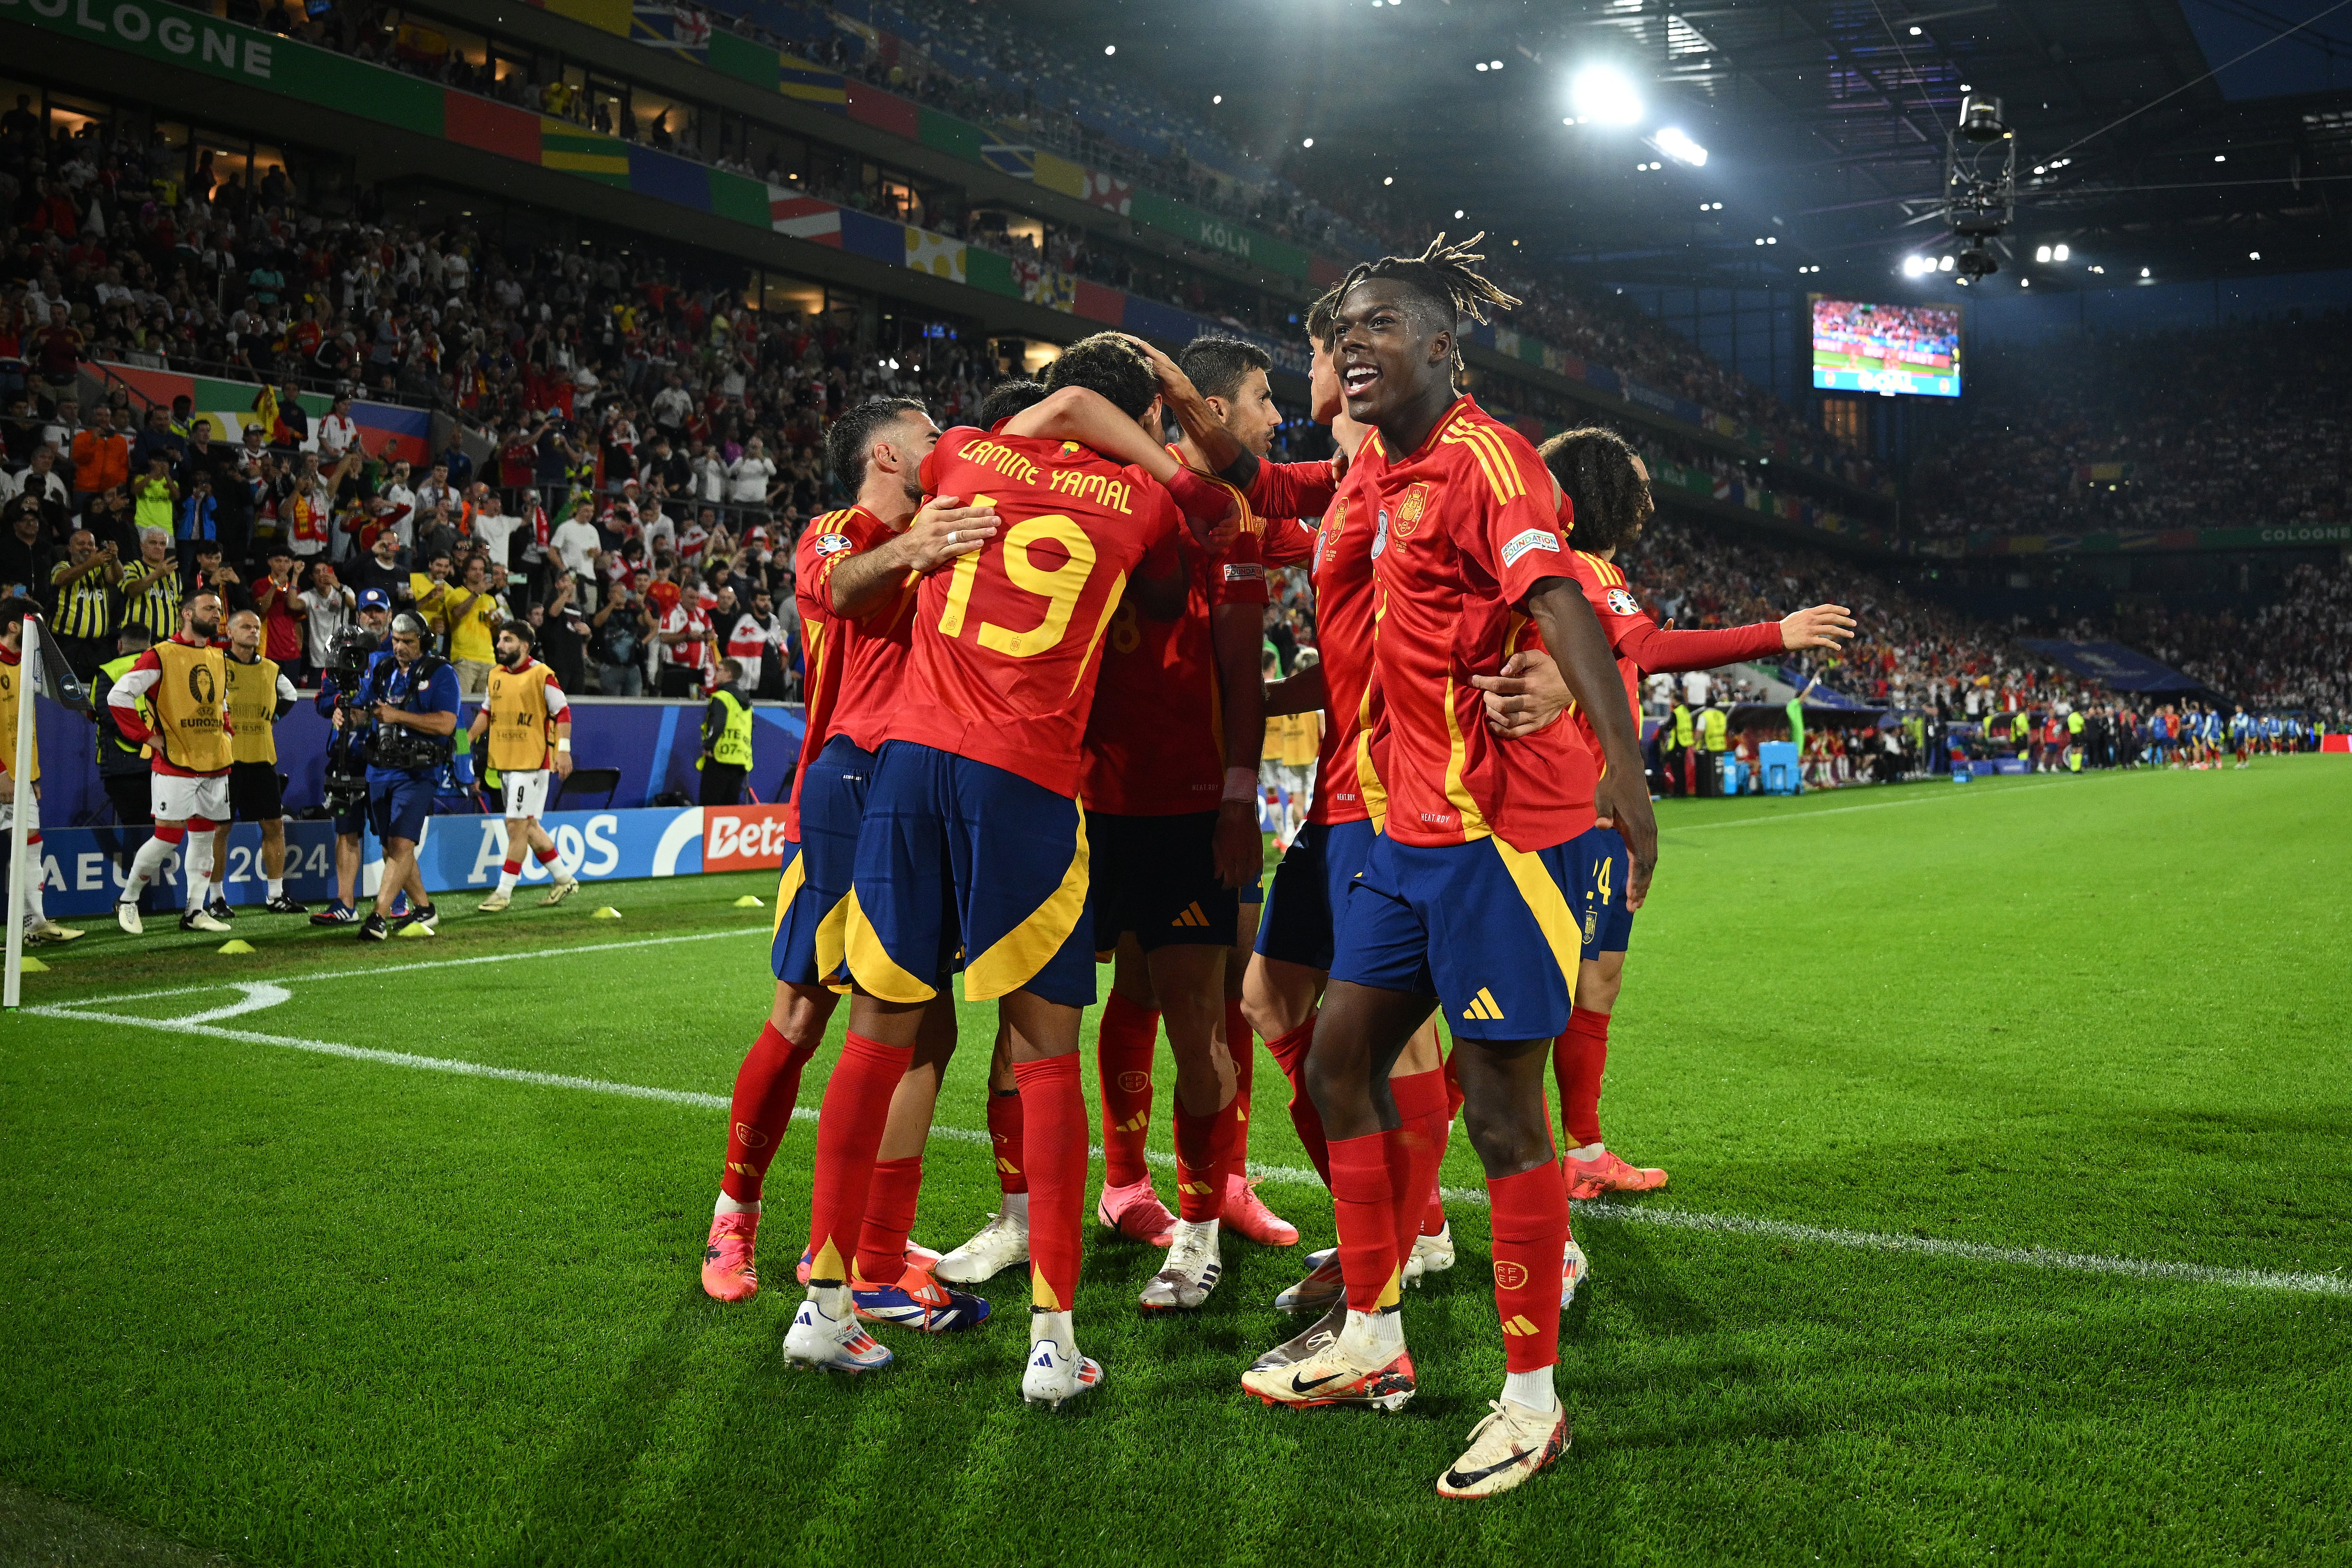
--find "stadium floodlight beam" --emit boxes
[1655,127,1708,166]
[2034,244,2052,263]
[1569,64,1644,127]
[2053,243,2070,261]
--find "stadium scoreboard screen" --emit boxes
[1810,296,1963,397]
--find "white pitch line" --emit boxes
[1669,780,2069,832]
[24,997,2347,1300]
[42,926,769,1010]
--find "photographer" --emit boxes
[310,590,396,926]
[356,610,459,941]
[591,585,654,696]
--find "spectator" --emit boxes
[70,404,127,511]
[652,579,714,697]
[250,546,309,676]
[299,559,356,680]
[537,578,590,694]
[442,554,504,697]
[46,527,118,676]
[117,525,180,641]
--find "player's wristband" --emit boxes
[1222,766,1258,804]
[556,738,571,752]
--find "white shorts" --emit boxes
[152,771,232,825]
[500,769,552,821]
[0,791,35,834]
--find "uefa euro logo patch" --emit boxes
[812,533,854,556]
[1373,508,1391,559]
[1606,587,1641,617]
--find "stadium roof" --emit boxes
[1015,0,2352,297]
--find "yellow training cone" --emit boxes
[394,923,437,938]
[733,895,764,909]
[217,939,257,955]
[591,906,623,920]
[18,955,48,973]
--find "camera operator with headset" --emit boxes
[311,589,400,926]
[355,610,461,941]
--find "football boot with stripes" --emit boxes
[782,1293,892,1375]
[852,1263,991,1332]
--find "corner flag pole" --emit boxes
[4,610,40,1009]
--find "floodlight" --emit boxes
[1656,127,1708,166]
[2034,244,2051,263]
[1939,253,1955,272]
[1570,64,1644,126]
[2053,243,2069,261]
[1902,256,1925,277]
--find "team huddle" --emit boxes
[693,236,1855,1500]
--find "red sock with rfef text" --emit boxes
[1487,1163,1570,1374]
[1096,992,1158,1188]
[801,1030,909,1285]
[720,1021,818,1203]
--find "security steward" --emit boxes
[357,610,461,942]
[1667,697,1695,798]
[93,622,157,827]
[1697,698,1730,797]
[468,620,580,912]
[698,656,755,808]
[204,607,307,919]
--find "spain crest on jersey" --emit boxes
[1316,499,1346,571]
[1605,587,1641,617]
[1392,482,1432,541]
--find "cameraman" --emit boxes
[310,589,397,927]
[591,585,654,696]
[357,610,459,941]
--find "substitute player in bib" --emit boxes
[468,621,580,912]
[786,337,1215,1405]
[201,609,305,919]
[0,597,83,946]
[108,590,238,935]
[1508,427,1853,1199]
[703,397,998,1336]
[1236,238,1660,1502]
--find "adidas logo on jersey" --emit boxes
[1461,987,1506,1022]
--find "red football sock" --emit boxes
[1388,1068,1449,1267]
[1328,1131,1404,1314]
[1224,999,1254,1166]
[1096,991,1159,1188]
[1264,1016,1330,1186]
[1555,1007,1610,1149]
[1173,1096,1224,1222]
[501,858,522,879]
[1488,1163,1569,1374]
[854,1155,924,1282]
[1013,1054,1087,1312]
[719,1021,818,1204]
[1423,1052,1466,1233]
[535,845,558,866]
[801,1030,910,1285]
[986,1089,1027,1196]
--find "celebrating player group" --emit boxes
[693,234,1857,1499]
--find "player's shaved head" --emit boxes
[826,396,930,495]
[1177,336,1272,404]
[1541,427,1653,554]
[1043,333,1159,420]
[978,379,1049,427]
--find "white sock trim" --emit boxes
[1001,1192,1030,1224]
[714,1194,759,1217]
[1502,1367,1559,1413]
[1566,1141,1608,1162]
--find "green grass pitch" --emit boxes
[3,763,2348,1565]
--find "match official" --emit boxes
[468,621,580,912]
[357,611,459,941]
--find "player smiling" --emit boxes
[1233,237,1658,1501]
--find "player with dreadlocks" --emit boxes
[1232,235,1658,1500]
[1497,427,1855,1204]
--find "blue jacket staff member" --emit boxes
[360,610,461,941]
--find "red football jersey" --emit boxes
[898,428,1182,797]
[784,504,902,835]
[1364,397,1597,851]
[1567,552,1784,772]
[1080,528,1267,816]
[1303,444,1385,827]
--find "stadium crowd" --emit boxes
[206,0,1884,492]
[1910,313,2352,540]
